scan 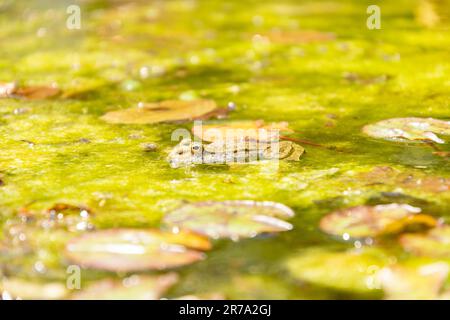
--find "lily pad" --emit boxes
[285,248,389,293]
[192,120,293,143]
[163,200,295,240]
[1,278,68,300]
[362,117,450,144]
[72,273,178,300]
[378,262,449,299]
[13,202,94,232]
[101,99,222,124]
[64,229,211,272]
[319,203,437,239]
[357,166,450,193]
[400,226,450,259]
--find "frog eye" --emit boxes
[192,145,200,151]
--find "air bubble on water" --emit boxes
[121,79,141,92]
[227,102,237,110]
[139,66,150,79]
[34,261,46,274]
[80,210,89,219]
[171,226,180,234]
[18,233,27,242]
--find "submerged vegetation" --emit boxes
[0,0,449,299]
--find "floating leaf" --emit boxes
[164,200,295,240]
[378,262,449,299]
[358,166,450,193]
[101,100,222,124]
[191,107,230,121]
[47,203,92,214]
[0,81,60,100]
[1,278,68,300]
[15,202,94,232]
[72,273,178,300]
[285,248,389,293]
[400,226,450,259]
[319,204,437,239]
[65,229,211,272]
[192,120,293,143]
[362,117,450,144]
[14,86,60,100]
[396,173,450,193]
[264,30,336,44]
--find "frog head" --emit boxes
[167,138,203,168]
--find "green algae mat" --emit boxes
[0,0,449,299]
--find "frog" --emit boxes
[167,138,304,168]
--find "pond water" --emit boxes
[0,0,449,299]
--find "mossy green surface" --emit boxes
[0,0,449,299]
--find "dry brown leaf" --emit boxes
[0,81,60,100]
[101,99,223,124]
